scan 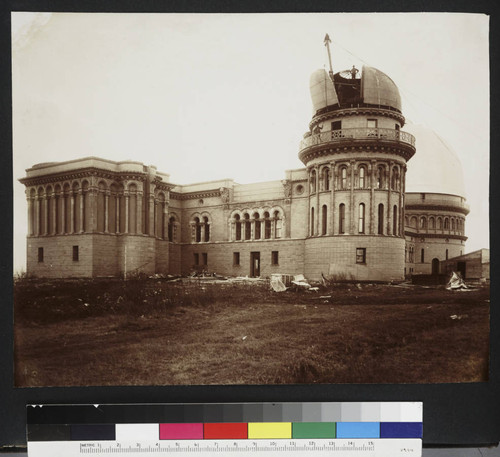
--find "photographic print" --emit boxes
[12,13,490,387]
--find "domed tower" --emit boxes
[298,35,416,281]
[403,123,469,276]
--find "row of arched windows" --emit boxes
[230,209,284,241]
[309,163,402,193]
[406,215,465,233]
[191,215,211,243]
[310,203,400,236]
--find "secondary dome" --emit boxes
[405,122,466,197]
[309,65,402,114]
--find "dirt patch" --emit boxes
[14,278,490,386]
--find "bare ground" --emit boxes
[14,278,490,386]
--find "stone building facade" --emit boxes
[20,64,468,281]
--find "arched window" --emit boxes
[393,205,398,235]
[444,218,450,230]
[339,204,345,234]
[322,205,327,235]
[194,217,201,242]
[359,166,366,189]
[310,170,317,193]
[310,207,315,236]
[168,216,177,241]
[429,217,435,229]
[420,216,426,229]
[253,212,261,240]
[264,211,271,239]
[391,166,399,190]
[410,216,417,228]
[244,213,251,240]
[451,219,455,230]
[274,210,282,238]
[378,203,384,234]
[358,203,365,234]
[340,166,347,190]
[203,216,210,242]
[323,167,330,191]
[437,217,443,230]
[377,166,385,189]
[235,214,242,240]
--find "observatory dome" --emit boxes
[405,122,466,197]
[309,65,402,114]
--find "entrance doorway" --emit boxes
[250,252,260,277]
[431,258,440,275]
[457,261,466,279]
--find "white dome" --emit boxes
[405,123,466,197]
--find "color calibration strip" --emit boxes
[27,402,422,441]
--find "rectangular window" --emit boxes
[356,248,366,264]
[202,253,208,266]
[233,252,240,266]
[421,248,425,263]
[194,253,199,266]
[271,251,279,266]
[331,120,342,131]
[72,245,79,262]
[38,247,44,263]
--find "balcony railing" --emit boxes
[300,128,416,151]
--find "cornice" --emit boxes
[310,107,405,129]
[170,189,221,201]
[299,142,415,165]
[404,230,467,241]
[405,204,469,216]
[19,167,149,187]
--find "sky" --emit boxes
[11,12,490,273]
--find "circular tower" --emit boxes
[299,60,416,281]
[403,123,469,276]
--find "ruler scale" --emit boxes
[27,402,423,457]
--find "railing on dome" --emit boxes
[300,128,416,151]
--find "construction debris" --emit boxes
[270,274,287,292]
[446,272,468,290]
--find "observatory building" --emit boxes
[19,39,468,280]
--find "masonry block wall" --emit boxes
[27,235,94,278]
[181,239,305,277]
[304,236,405,281]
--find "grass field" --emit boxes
[14,277,489,386]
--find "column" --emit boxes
[307,166,311,237]
[370,159,376,235]
[124,192,129,234]
[349,160,355,234]
[387,162,393,235]
[116,194,120,234]
[51,193,57,235]
[26,192,33,236]
[136,191,143,234]
[43,193,49,235]
[315,166,320,236]
[104,192,110,233]
[61,194,66,234]
[329,162,335,235]
[148,193,156,236]
[79,190,84,233]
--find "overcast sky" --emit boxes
[11,12,489,273]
